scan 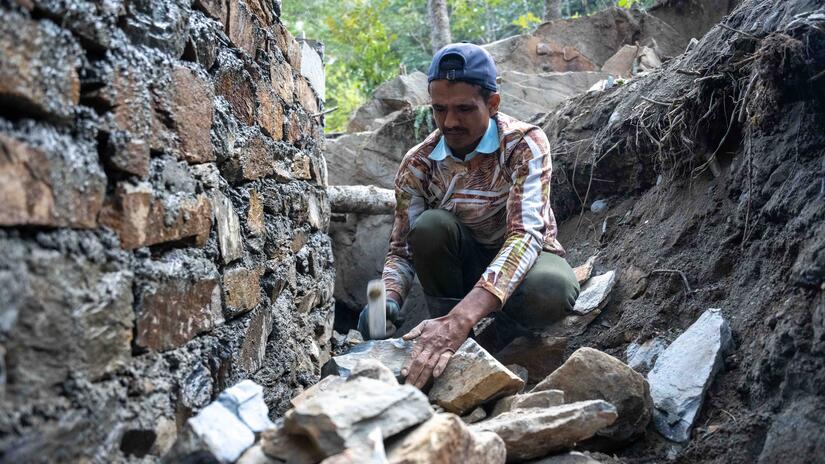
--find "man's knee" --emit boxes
[409,209,460,257]
[522,266,579,313]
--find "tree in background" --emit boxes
[428,0,452,52]
[282,0,654,132]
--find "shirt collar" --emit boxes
[429,117,499,162]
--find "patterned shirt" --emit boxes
[382,112,564,305]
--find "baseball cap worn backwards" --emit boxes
[427,43,498,92]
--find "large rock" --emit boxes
[498,71,609,121]
[532,347,652,445]
[386,413,506,464]
[573,271,616,315]
[347,72,429,132]
[260,425,325,464]
[429,338,524,415]
[470,400,618,462]
[321,338,413,381]
[284,376,432,457]
[647,308,732,442]
[491,390,565,418]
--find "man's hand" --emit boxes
[401,287,501,388]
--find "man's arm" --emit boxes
[402,129,552,388]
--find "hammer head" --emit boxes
[366,279,387,339]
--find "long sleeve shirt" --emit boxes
[382,112,564,306]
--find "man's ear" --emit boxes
[487,93,501,116]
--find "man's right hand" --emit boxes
[356,298,404,339]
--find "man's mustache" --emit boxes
[444,128,468,134]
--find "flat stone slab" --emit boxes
[321,338,412,381]
[284,376,432,457]
[429,338,524,415]
[573,270,616,315]
[647,308,732,442]
[470,400,618,462]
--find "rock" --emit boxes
[461,407,488,425]
[346,329,365,345]
[223,265,264,318]
[99,182,212,250]
[469,400,618,462]
[494,335,567,385]
[505,364,529,386]
[320,427,387,463]
[386,413,506,464]
[256,83,284,140]
[284,376,432,457]
[647,308,732,442]
[601,45,662,78]
[572,256,596,285]
[0,12,80,120]
[222,128,278,183]
[625,337,669,373]
[321,338,412,381]
[238,444,279,464]
[291,375,347,409]
[296,76,319,114]
[757,398,825,464]
[429,338,524,415]
[215,51,257,126]
[498,71,609,121]
[166,401,255,463]
[347,72,429,132]
[218,379,274,433]
[211,191,244,265]
[124,0,190,57]
[530,451,602,463]
[169,65,215,164]
[348,359,398,385]
[260,426,325,464]
[239,306,274,372]
[225,0,259,57]
[532,347,652,445]
[490,390,565,418]
[572,271,617,315]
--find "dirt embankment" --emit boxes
[540,0,825,461]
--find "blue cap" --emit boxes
[427,43,498,92]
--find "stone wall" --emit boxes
[0,0,333,461]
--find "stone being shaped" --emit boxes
[647,308,732,442]
[573,270,617,315]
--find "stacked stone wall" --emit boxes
[0,0,333,460]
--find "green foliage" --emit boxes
[512,12,543,31]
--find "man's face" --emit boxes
[429,80,500,156]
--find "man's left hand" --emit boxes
[401,313,471,389]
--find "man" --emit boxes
[359,43,579,389]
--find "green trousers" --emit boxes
[408,209,580,338]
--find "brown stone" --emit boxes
[245,0,277,27]
[386,413,506,464]
[273,23,301,68]
[247,189,265,236]
[291,375,346,409]
[226,0,259,57]
[286,110,307,145]
[99,182,212,250]
[469,400,618,462]
[261,426,325,464]
[429,338,524,415]
[0,134,103,228]
[532,347,653,445]
[297,288,319,313]
[295,76,319,114]
[494,335,568,385]
[135,271,223,352]
[222,130,275,183]
[0,13,80,119]
[526,39,597,72]
[291,152,312,180]
[256,83,284,139]
[573,256,596,285]
[270,59,294,103]
[490,389,565,418]
[215,63,256,126]
[170,65,215,164]
[239,306,274,372]
[194,0,228,23]
[223,265,263,317]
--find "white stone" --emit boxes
[187,401,255,462]
[211,191,243,264]
[218,380,274,433]
[573,270,617,315]
[647,308,732,442]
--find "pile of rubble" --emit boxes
[170,262,733,463]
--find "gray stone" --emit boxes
[505,364,529,387]
[284,376,432,458]
[218,380,275,433]
[573,271,616,315]
[372,71,429,111]
[757,398,825,464]
[300,41,325,100]
[348,359,398,385]
[469,400,618,462]
[211,191,244,264]
[429,338,524,415]
[461,407,488,425]
[626,337,669,373]
[490,390,565,418]
[532,347,652,445]
[647,308,732,442]
[321,338,413,381]
[498,71,609,121]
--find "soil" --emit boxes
[546,0,825,461]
